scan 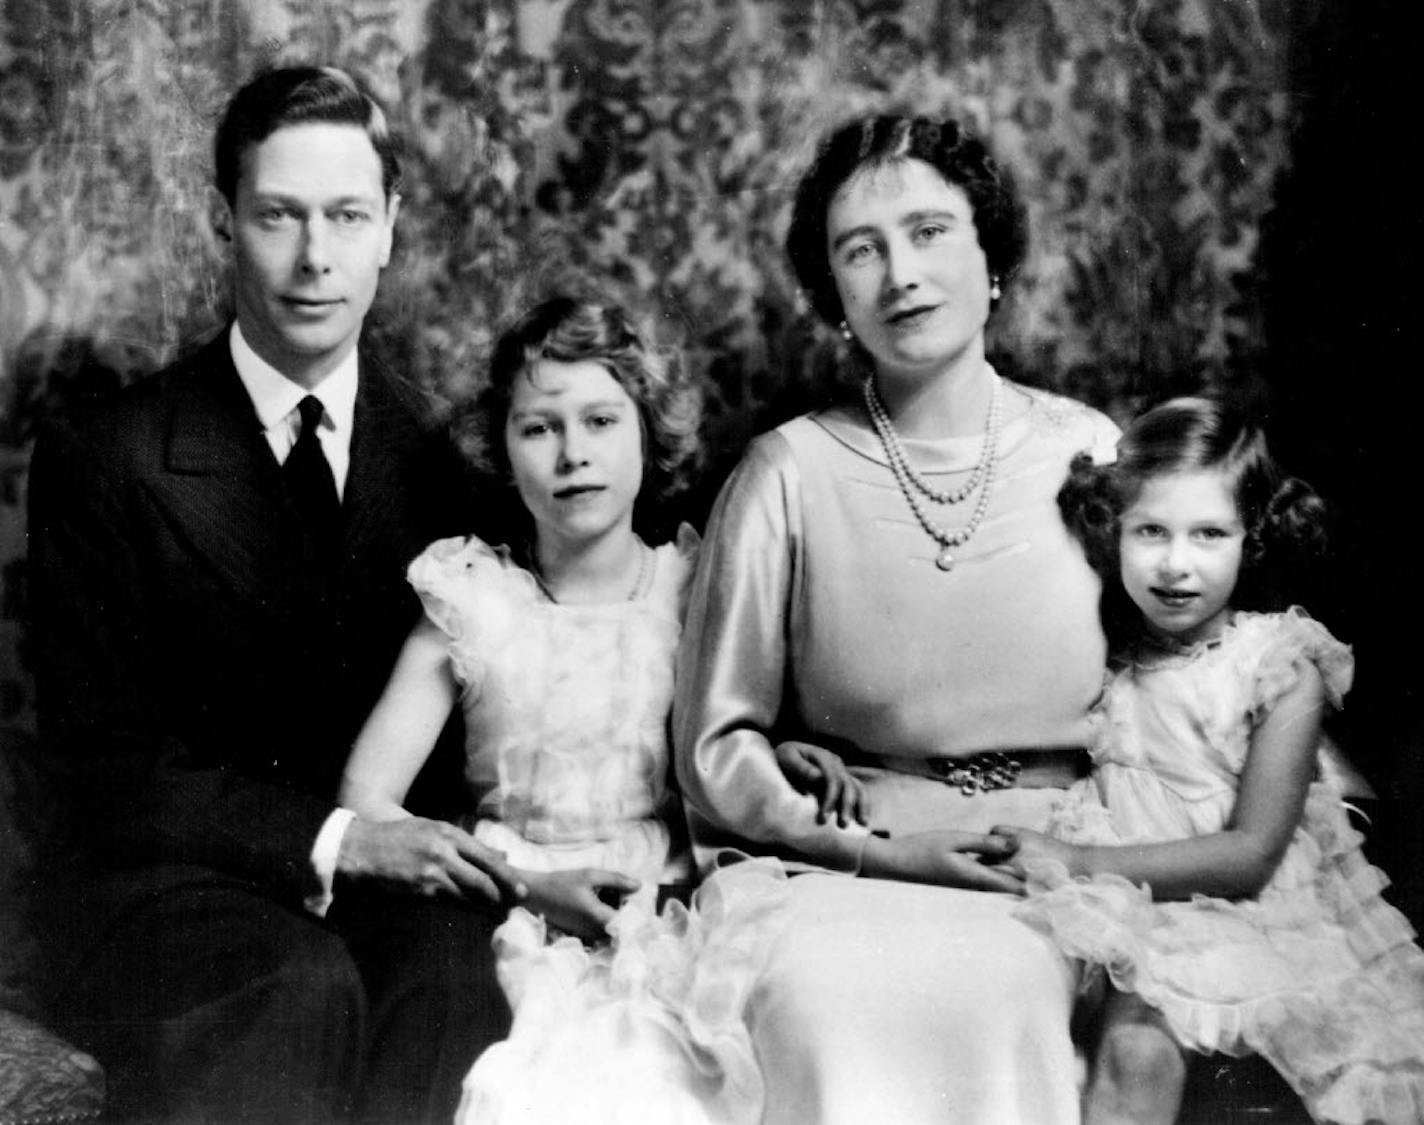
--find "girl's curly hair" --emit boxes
[451,295,703,543]
[1058,396,1329,654]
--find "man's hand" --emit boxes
[336,816,527,905]
[524,868,642,942]
[860,829,1025,894]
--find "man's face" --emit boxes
[226,122,399,387]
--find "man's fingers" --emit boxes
[447,858,503,904]
[453,835,527,902]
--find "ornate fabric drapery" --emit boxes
[0,0,1308,728]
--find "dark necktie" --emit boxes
[284,395,341,548]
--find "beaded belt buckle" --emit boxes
[928,752,1023,795]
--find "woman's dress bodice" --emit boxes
[674,381,1120,872]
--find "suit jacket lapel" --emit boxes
[154,335,311,615]
[340,358,426,569]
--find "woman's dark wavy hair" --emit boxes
[452,295,703,543]
[785,113,1028,328]
[1058,396,1328,657]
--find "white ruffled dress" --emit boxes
[405,529,787,1125]
[1016,609,1424,1125]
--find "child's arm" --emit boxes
[334,619,527,905]
[997,663,1326,901]
[775,740,872,827]
[339,618,459,821]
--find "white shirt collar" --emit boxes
[229,322,359,441]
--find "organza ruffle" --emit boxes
[456,858,790,1125]
[1248,607,1354,718]
[407,534,539,691]
[1019,783,1424,1124]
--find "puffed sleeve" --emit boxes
[1250,607,1354,719]
[407,534,534,694]
[673,433,872,877]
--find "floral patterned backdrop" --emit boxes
[0,0,1313,733]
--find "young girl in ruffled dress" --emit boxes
[995,397,1424,1125]
[339,296,786,1125]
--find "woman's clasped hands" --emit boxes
[860,828,1026,894]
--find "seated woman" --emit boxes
[674,113,1120,1124]
[340,296,786,1125]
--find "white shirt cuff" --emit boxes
[305,807,357,918]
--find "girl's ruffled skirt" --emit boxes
[455,858,789,1125]
[1016,787,1424,1125]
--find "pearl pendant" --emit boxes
[935,548,956,572]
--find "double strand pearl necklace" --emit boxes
[863,373,1004,573]
[531,539,652,604]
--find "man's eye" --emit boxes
[335,209,370,225]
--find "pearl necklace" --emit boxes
[531,539,652,604]
[863,374,1004,573]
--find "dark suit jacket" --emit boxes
[27,331,476,910]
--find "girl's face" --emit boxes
[504,358,645,553]
[826,157,992,385]
[1118,470,1245,646]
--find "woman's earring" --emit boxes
[990,277,1002,302]
[839,320,854,344]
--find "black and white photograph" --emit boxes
[1,3,1420,1123]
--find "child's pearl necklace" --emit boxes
[531,540,652,604]
[862,374,1004,573]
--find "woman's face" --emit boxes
[504,358,646,553]
[826,158,993,385]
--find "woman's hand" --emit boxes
[523,868,642,942]
[860,830,1025,894]
[775,740,872,827]
[990,825,1082,878]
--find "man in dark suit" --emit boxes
[27,66,518,1124]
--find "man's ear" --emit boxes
[378,191,401,268]
[210,188,234,243]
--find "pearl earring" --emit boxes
[840,320,854,343]
[990,278,1002,302]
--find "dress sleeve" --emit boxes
[673,434,872,877]
[407,534,531,692]
[1250,607,1355,718]
[669,522,702,624]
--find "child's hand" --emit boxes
[523,868,641,942]
[775,740,872,827]
[989,825,1081,879]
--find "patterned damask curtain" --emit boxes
[0,0,1310,728]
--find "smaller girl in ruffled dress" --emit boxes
[340,295,786,1125]
[995,396,1424,1125]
